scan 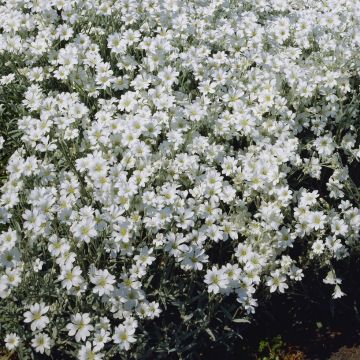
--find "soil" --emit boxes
[330,346,360,360]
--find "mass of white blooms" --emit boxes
[0,0,360,358]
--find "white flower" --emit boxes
[133,246,156,267]
[4,333,20,350]
[147,301,162,319]
[93,329,111,352]
[23,302,50,331]
[0,74,15,85]
[266,270,288,293]
[58,265,83,290]
[0,229,17,252]
[33,258,44,272]
[31,333,51,354]
[204,266,229,294]
[90,268,116,296]
[112,324,136,350]
[332,285,346,299]
[66,313,94,342]
[312,240,325,255]
[78,341,104,360]
[235,244,252,264]
[180,246,208,271]
[71,218,97,244]
[314,135,336,156]
[308,211,326,231]
[2,267,22,287]
[330,218,348,236]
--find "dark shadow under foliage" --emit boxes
[121,251,360,360]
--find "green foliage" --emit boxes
[257,335,285,360]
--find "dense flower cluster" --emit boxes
[0,0,360,358]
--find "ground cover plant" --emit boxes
[0,0,360,358]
